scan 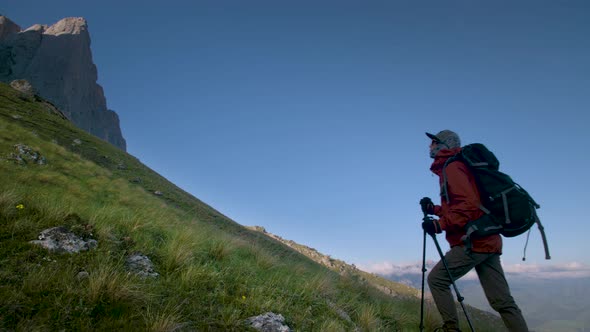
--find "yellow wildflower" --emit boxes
[16,204,24,210]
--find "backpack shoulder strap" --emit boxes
[441,155,460,204]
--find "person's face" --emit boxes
[429,139,439,156]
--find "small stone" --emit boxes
[86,239,98,250]
[11,144,47,165]
[125,253,159,278]
[246,312,291,332]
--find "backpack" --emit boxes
[442,143,551,260]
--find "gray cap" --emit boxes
[426,130,461,149]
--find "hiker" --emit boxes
[421,130,529,332]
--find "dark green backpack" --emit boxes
[442,143,551,260]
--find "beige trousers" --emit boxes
[427,246,529,332]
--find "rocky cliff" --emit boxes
[0,16,126,150]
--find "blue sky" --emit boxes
[2,1,589,271]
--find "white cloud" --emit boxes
[357,260,435,276]
[503,262,590,279]
[360,260,590,280]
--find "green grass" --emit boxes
[0,82,507,331]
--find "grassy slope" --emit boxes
[247,226,420,300]
[0,82,505,331]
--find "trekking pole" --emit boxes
[429,233,476,332]
[420,215,427,332]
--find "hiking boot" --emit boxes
[433,322,462,332]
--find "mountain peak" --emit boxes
[44,17,88,36]
[0,16,22,39]
[0,16,126,150]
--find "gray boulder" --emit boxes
[10,144,47,165]
[246,312,291,332]
[30,226,97,253]
[125,253,159,278]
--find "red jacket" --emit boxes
[430,148,502,254]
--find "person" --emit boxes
[421,130,528,332]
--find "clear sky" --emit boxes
[2,1,589,272]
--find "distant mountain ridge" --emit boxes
[375,263,590,332]
[0,16,126,150]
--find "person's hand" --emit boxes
[422,216,442,235]
[419,197,435,215]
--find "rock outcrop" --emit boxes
[30,226,98,254]
[9,79,36,96]
[0,16,21,40]
[9,144,47,165]
[246,312,291,332]
[0,16,126,150]
[125,253,159,278]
